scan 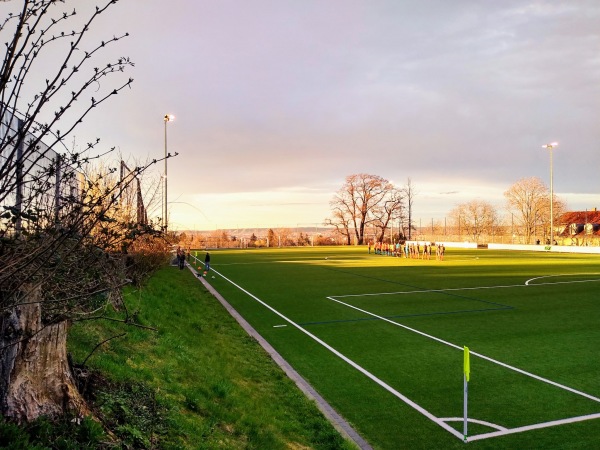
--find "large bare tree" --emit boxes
[504,176,565,244]
[0,0,164,423]
[326,174,403,245]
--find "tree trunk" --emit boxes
[0,286,89,422]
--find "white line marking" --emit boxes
[440,417,507,431]
[333,284,525,298]
[468,412,600,441]
[335,275,600,299]
[525,273,600,286]
[212,265,600,442]
[273,324,287,328]
[213,269,464,440]
[327,296,600,404]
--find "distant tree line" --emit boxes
[324,175,565,246]
[178,228,343,249]
[177,175,567,250]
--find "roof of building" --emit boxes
[559,210,600,225]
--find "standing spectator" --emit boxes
[204,252,211,272]
[177,246,185,270]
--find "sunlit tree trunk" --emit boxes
[0,286,89,422]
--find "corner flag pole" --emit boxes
[463,346,470,441]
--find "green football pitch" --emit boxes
[191,246,600,449]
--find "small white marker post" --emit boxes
[464,346,470,442]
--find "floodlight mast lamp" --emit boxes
[164,114,175,233]
[542,142,558,245]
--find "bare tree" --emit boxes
[372,187,405,243]
[325,207,352,245]
[449,199,499,243]
[403,178,416,240]
[326,174,400,245]
[504,177,565,244]
[0,0,165,423]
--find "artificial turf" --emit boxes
[195,246,600,449]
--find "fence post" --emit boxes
[54,153,62,224]
[15,118,24,233]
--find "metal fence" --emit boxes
[0,107,80,233]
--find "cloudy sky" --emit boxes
[7,1,600,230]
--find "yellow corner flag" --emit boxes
[464,346,470,382]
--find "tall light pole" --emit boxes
[542,142,558,245]
[164,114,175,233]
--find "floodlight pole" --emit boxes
[164,114,174,233]
[542,142,558,245]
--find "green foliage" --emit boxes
[0,420,34,449]
[0,416,105,450]
[95,381,168,449]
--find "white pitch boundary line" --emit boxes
[333,283,525,298]
[211,264,600,442]
[327,295,600,440]
[334,275,600,299]
[440,413,600,440]
[525,273,600,286]
[439,417,507,431]
[213,269,464,441]
[327,296,600,405]
[467,412,600,442]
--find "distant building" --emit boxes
[557,209,600,246]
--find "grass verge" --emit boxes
[67,264,357,449]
